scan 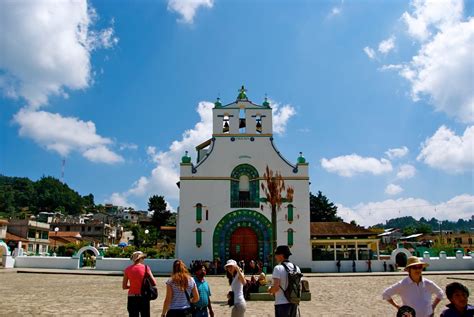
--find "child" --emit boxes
[441,282,474,316]
[397,305,416,317]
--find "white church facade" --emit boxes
[176,87,312,269]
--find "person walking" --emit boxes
[162,259,200,317]
[336,260,341,273]
[367,259,372,272]
[352,259,356,272]
[382,256,444,317]
[123,251,157,317]
[268,245,301,317]
[225,259,247,317]
[192,265,214,317]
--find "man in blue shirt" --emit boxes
[193,266,214,317]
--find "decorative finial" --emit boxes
[263,93,270,107]
[297,152,306,164]
[214,97,222,108]
[237,85,248,101]
[181,151,191,164]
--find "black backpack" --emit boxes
[280,261,303,305]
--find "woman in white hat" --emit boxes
[224,259,247,316]
[123,251,156,317]
[382,256,444,317]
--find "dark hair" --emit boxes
[397,305,416,317]
[446,282,469,300]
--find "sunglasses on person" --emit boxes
[410,265,424,270]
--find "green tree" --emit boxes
[261,166,294,268]
[403,226,417,236]
[310,191,341,222]
[416,223,433,234]
[148,195,171,228]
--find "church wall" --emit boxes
[177,136,312,267]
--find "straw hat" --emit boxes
[130,251,146,262]
[404,256,429,271]
[224,259,238,268]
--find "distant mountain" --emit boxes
[371,215,474,234]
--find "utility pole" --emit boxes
[61,159,66,183]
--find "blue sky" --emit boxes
[1,0,473,226]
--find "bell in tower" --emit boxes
[256,118,262,133]
[223,117,230,133]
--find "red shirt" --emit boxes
[124,264,147,295]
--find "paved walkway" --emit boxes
[0,270,473,316]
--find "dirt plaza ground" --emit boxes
[0,270,473,316]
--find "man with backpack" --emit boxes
[267,245,302,317]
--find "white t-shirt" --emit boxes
[272,261,300,305]
[231,274,245,304]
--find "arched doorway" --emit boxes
[213,210,272,265]
[395,252,408,268]
[230,227,258,262]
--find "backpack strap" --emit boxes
[278,261,294,292]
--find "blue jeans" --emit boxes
[275,303,297,317]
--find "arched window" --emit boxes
[287,229,294,247]
[287,204,294,223]
[196,204,202,223]
[196,228,202,247]
[231,164,259,208]
[223,115,230,133]
[255,115,262,134]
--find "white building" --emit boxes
[176,87,312,269]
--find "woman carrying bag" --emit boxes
[123,251,157,317]
[225,259,247,317]
[162,259,200,317]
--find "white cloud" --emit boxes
[109,192,137,209]
[378,36,396,54]
[327,6,342,19]
[363,46,376,59]
[337,194,474,226]
[14,109,123,164]
[0,0,117,109]
[385,146,409,159]
[113,101,214,206]
[271,101,296,135]
[401,0,463,41]
[417,125,474,173]
[401,18,474,123]
[321,154,393,177]
[379,64,404,71]
[385,184,404,195]
[119,143,138,151]
[167,0,213,24]
[396,164,416,180]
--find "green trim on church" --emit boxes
[213,209,272,265]
[230,164,260,208]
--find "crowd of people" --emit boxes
[122,249,473,317]
[188,258,265,276]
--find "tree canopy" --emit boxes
[372,215,472,233]
[310,191,342,222]
[0,175,94,216]
[148,195,171,228]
